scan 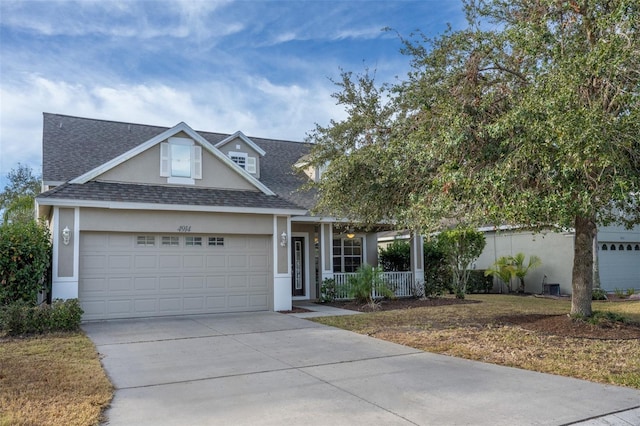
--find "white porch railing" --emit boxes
[332,271,415,300]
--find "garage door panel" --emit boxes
[183,297,204,311]
[250,255,269,269]
[109,277,133,292]
[228,275,247,288]
[108,299,133,315]
[159,298,182,312]
[134,299,157,314]
[228,255,247,268]
[184,276,205,289]
[80,232,271,319]
[159,255,181,268]
[81,254,107,271]
[134,277,157,291]
[206,255,226,268]
[159,276,182,290]
[135,255,157,268]
[206,275,226,289]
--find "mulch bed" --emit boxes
[325,297,479,312]
[499,314,640,340]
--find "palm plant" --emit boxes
[511,253,542,293]
[485,256,516,293]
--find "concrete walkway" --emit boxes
[84,312,640,426]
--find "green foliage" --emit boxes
[614,288,626,298]
[423,238,451,297]
[592,288,608,301]
[436,228,486,299]
[0,299,83,336]
[511,253,542,293]
[1,164,41,225]
[626,288,635,297]
[0,220,52,305]
[485,256,517,293]
[347,264,393,304]
[379,240,411,272]
[571,310,629,326]
[319,278,337,303]
[467,270,493,294]
[486,253,541,293]
[307,0,640,317]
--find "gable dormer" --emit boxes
[215,131,265,178]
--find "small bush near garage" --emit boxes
[0,299,83,336]
[0,220,52,305]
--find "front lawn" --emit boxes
[312,294,640,389]
[0,332,113,426]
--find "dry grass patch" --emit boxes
[0,332,113,426]
[313,295,640,389]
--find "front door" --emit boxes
[292,236,305,296]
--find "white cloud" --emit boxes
[0,73,345,180]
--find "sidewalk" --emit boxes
[290,301,362,318]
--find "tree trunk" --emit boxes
[571,215,596,317]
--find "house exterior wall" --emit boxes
[79,208,272,234]
[476,230,574,294]
[97,142,257,191]
[57,208,75,277]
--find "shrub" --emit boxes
[626,288,635,297]
[0,299,83,336]
[319,278,337,303]
[0,220,52,305]
[592,288,608,300]
[423,238,451,297]
[379,240,411,272]
[614,288,626,299]
[467,270,494,294]
[436,228,486,299]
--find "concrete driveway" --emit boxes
[84,312,640,426]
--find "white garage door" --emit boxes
[79,232,271,320]
[599,242,640,292]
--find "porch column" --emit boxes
[273,216,292,311]
[410,232,425,296]
[320,223,334,282]
[51,206,80,300]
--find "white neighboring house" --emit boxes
[381,224,640,296]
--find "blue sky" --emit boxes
[0,0,466,188]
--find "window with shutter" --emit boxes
[160,137,202,184]
[246,157,257,174]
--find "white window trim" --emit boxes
[229,151,248,169]
[161,137,202,184]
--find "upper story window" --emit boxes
[160,137,202,184]
[229,151,257,174]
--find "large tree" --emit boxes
[307,0,640,316]
[0,164,41,225]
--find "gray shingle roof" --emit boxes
[38,181,304,211]
[41,113,316,210]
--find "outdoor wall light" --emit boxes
[346,229,355,239]
[62,226,71,245]
[280,231,287,247]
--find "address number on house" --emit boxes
[177,226,192,232]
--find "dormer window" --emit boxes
[229,151,256,174]
[160,137,202,184]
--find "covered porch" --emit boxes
[287,219,424,304]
